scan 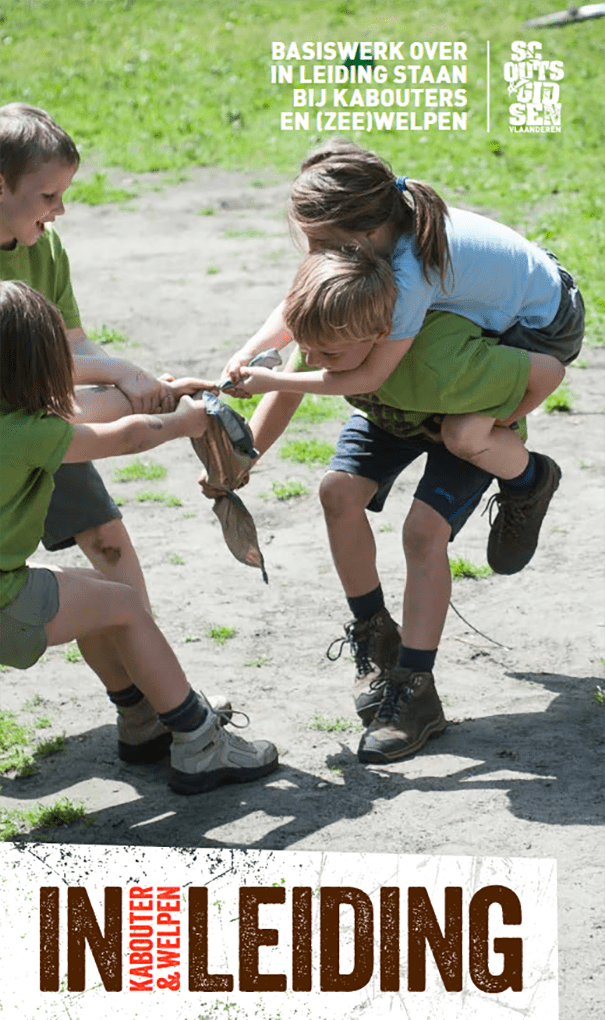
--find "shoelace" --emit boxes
[375,677,414,724]
[483,492,528,537]
[214,707,250,730]
[326,621,373,676]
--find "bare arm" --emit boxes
[66,325,177,414]
[69,377,219,424]
[241,337,414,397]
[497,352,565,426]
[222,300,295,384]
[63,395,208,463]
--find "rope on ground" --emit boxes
[449,599,511,649]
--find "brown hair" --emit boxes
[0,280,74,417]
[288,139,451,287]
[0,103,79,191]
[284,247,397,348]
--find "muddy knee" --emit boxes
[76,518,128,566]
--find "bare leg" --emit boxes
[319,471,380,596]
[441,413,529,481]
[402,499,452,649]
[44,567,190,713]
[75,517,152,612]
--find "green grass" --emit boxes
[135,489,182,506]
[292,395,344,425]
[69,171,137,205]
[244,655,272,667]
[88,324,131,347]
[268,479,309,500]
[449,556,493,579]
[2,0,601,340]
[543,380,577,413]
[169,553,186,565]
[279,438,335,466]
[1,798,86,841]
[223,228,268,238]
[208,625,237,645]
[310,715,361,733]
[593,685,605,706]
[0,708,66,779]
[113,457,167,482]
[63,643,83,663]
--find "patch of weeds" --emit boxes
[184,635,200,643]
[222,393,263,417]
[206,266,219,275]
[198,206,216,215]
[378,523,394,533]
[449,557,493,579]
[279,439,335,467]
[244,656,272,668]
[223,228,268,238]
[169,554,186,565]
[594,685,605,706]
[0,711,30,754]
[270,479,309,501]
[69,172,137,205]
[328,765,344,777]
[34,717,52,730]
[64,643,83,663]
[113,457,167,482]
[1,748,38,778]
[182,511,197,519]
[310,716,360,733]
[26,798,86,831]
[136,490,183,507]
[208,626,236,646]
[0,664,12,673]
[35,735,66,758]
[292,395,344,425]
[543,380,576,413]
[23,693,44,711]
[88,325,130,347]
[113,495,130,506]
[571,358,591,369]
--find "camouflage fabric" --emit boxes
[191,392,268,583]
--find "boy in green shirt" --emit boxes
[219,248,564,765]
[0,103,206,763]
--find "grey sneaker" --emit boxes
[486,453,562,575]
[168,711,278,795]
[357,667,446,764]
[327,607,401,725]
[117,694,233,765]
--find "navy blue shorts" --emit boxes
[330,415,494,540]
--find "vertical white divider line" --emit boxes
[487,41,491,132]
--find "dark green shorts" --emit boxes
[43,462,122,551]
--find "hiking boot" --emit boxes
[357,667,446,764]
[117,694,233,765]
[168,711,278,795]
[327,607,401,725]
[486,453,562,575]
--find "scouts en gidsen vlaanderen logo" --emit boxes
[504,40,564,132]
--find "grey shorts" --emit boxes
[43,462,122,551]
[0,568,59,669]
[496,256,584,366]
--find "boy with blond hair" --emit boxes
[221,247,565,763]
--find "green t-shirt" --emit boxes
[0,402,75,607]
[291,310,529,441]
[0,225,81,328]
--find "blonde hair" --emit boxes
[0,280,74,417]
[284,247,397,348]
[0,103,79,191]
[288,139,451,287]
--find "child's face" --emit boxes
[299,337,382,372]
[0,159,77,248]
[304,223,395,258]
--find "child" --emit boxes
[209,260,566,765]
[0,102,211,737]
[236,248,564,576]
[222,139,583,573]
[0,280,278,793]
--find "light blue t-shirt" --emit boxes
[389,206,562,339]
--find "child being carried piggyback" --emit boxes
[0,280,278,795]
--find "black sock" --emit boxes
[158,689,208,733]
[398,645,437,673]
[501,452,540,492]
[347,585,385,622]
[108,684,145,708]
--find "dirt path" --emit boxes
[1,169,604,1018]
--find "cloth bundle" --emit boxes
[191,391,268,583]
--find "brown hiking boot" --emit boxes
[357,667,447,763]
[327,607,401,725]
[486,453,562,575]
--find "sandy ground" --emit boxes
[1,169,604,1018]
